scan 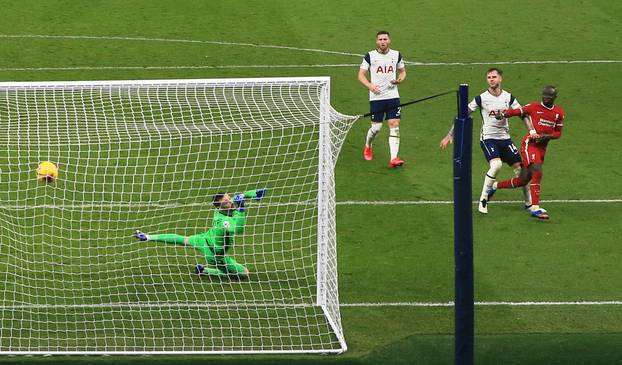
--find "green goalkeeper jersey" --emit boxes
[204,189,258,253]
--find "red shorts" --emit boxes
[520,136,547,167]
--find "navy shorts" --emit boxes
[480,139,522,166]
[369,98,401,122]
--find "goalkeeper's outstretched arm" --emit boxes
[133,188,267,244]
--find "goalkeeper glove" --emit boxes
[255,188,267,200]
[233,194,246,212]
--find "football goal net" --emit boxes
[0,77,355,354]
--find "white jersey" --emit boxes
[360,49,405,101]
[468,89,521,140]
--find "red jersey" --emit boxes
[506,102,565,144]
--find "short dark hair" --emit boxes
[543,85,558,95]
[212,192,226,207]
[486,67,503,76]
[376,31,390,37]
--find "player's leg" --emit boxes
[221,256,250,279]
[478,159,501,214]
[491,138,532,194]
[364,100,384,160]
[134,230,186,246]
[198,251,249,279]
[386,98,404,167]
[478,140,503,214]
[492,167,531,189]
[499,139,532,209]
[527,162,548,219]
[513,142,548,218]
[511,162,532,209]
[191,238,230,276]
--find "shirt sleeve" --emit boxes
[230,211,246,235]
[506,103,530,117]
[551,109,564,139]
[243,190,257,199]
[510,95,521,109]
[556,110,565,127]
[467,97,478,112]
[360,52,371,70]
[397,52,405,69]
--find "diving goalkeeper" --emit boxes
[134,188,267,278]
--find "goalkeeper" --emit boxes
[134,188,266,278]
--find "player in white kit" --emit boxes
[358,31,407,168]
[440,68,535,213]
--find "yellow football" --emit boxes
[37,161,59,183]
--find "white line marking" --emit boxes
[0,301,619,310]
[0,34,362,58]
[2,60,621,72]
[0,34,620,71]
[409,60,622,66]
[341,301,622,307]
[0,64,361,72]
[0,199,619,210]
[336,199,622,205]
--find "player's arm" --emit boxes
[391,52,406,85]
[242,188,266,200]
[229,211,246,234]
[550,113,564,139]
[440,99,477,149]
[232,188,267,212]
[211,211,245,238]
[439,125,454,149]
[358,68,380,94]
[227,188,267,234]
[498,107,524,119]
[511,98,538,137]
[358,53,380,94]
[520,115,539,140]
[391,67,406,85]
[537,113,564,143]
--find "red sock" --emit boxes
[530,171,542,206]
[497,177,528,189]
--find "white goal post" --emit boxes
[0,77,355,354]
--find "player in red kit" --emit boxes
[487,86,565,219]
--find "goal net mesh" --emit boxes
[0,78,355,354]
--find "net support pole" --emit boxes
[453,83,474,365]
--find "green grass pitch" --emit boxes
[1,0,621,363]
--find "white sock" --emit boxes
[481,159,502,200]
[480,174,496,201]
[514,166,532,206]
[389,127,400,159]
[365,123,383,147]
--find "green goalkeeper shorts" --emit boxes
[187,234,247,275]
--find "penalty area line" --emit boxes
[0,34,621,71]
[1,60,622,72]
